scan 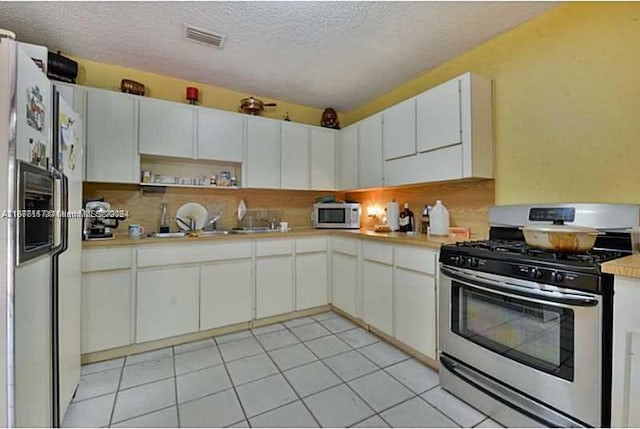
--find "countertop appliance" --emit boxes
[83,200,126,240]
[0,34,83,427]
[438,203,640,428]
[313,202,361,229]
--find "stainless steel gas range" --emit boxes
[438,203,640,428]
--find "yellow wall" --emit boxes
[71,56,330,126]
[345,3,640,205]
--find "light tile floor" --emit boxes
[63,311,504,428]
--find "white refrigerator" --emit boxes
[0,32,82,427]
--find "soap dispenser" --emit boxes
[159,202,170,233]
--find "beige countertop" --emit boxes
[82,228,465,250]
[601,255,640,279]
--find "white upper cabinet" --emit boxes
[197,108,244,162]
[310,128,336,190]
[338,124,359,190]
[245,116,280,189]
[417,78,462,153]
[280,122,310,190]
[383,72,493,186]
[383,98,416,160]
[85,88,139,183]
[358,114,383,188]
[139,98,195,159]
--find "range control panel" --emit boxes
[440,253,601,293]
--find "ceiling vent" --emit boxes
[184,24,226,49]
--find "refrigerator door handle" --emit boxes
[50,168,68,256]
[61,173,68,253]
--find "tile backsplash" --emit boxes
[84,178,493,238]
[83,183,344,234]
[345,179,494,238]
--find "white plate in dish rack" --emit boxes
[176,202,208,231]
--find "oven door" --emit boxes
[439,265,602,427]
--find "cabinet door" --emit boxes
[197,108,244,162]
[383,98,416,160]
[280,122,310,190]
[81,270,131,353]
[417,78,462,153]
[338,125,358,189]
[246,117,280,189]
[256,256,294,318]
[394,268,436,359]
[296,253,329,310]
[86,89,138,183]
[139,98,195,158]
[362,260,393,336]
[310,128,336,190]
[358,114,383,188]
[200,260,252,330]
[137,266,199,342]
[384,155,420,187]
[331,252,358,315]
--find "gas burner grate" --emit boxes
[454,240,624,266]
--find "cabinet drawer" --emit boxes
[256,239,294,257]
[138,242,252,267]
[332,237,359,256]
[296,237,328,254]
[82,248,132,272]
[362,242,393,265]
[394,246,436,275]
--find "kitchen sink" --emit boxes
[152,230,230,238]
[153,232,186,238]
[230,227,278,234]
[200,230,229,236]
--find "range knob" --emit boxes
[529,268,543,280]
[469,258,479,267]
[451,256,464,266]
[552,271,565,282]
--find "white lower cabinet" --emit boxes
[200,260,253,330]
[256,256,294,318]
[362,260,393,336]
[296,253,329,310]
[331,252,358,315]
[394,267,437,359]
[611,276,640,427]
[136,266,200,343]
[80,236,440,363]
[81,270,132,353]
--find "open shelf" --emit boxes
[139,183,240,190]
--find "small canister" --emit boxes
[141,170,151,183]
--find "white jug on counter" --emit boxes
[430,200,450,236]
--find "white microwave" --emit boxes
[313,203,361,229]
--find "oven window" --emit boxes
[452,282,574,381]
[318,208,346,224]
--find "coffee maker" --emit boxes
[83,200,126,240]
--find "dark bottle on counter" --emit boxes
[398,203,415,232]
[421,205,431,234]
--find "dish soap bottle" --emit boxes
[421,205,431,234]
[398,203,414,232]
[159,202,170,233]
[430,200,450,236]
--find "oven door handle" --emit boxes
[441,266,599,307]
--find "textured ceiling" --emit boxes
[0,1,556,111]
